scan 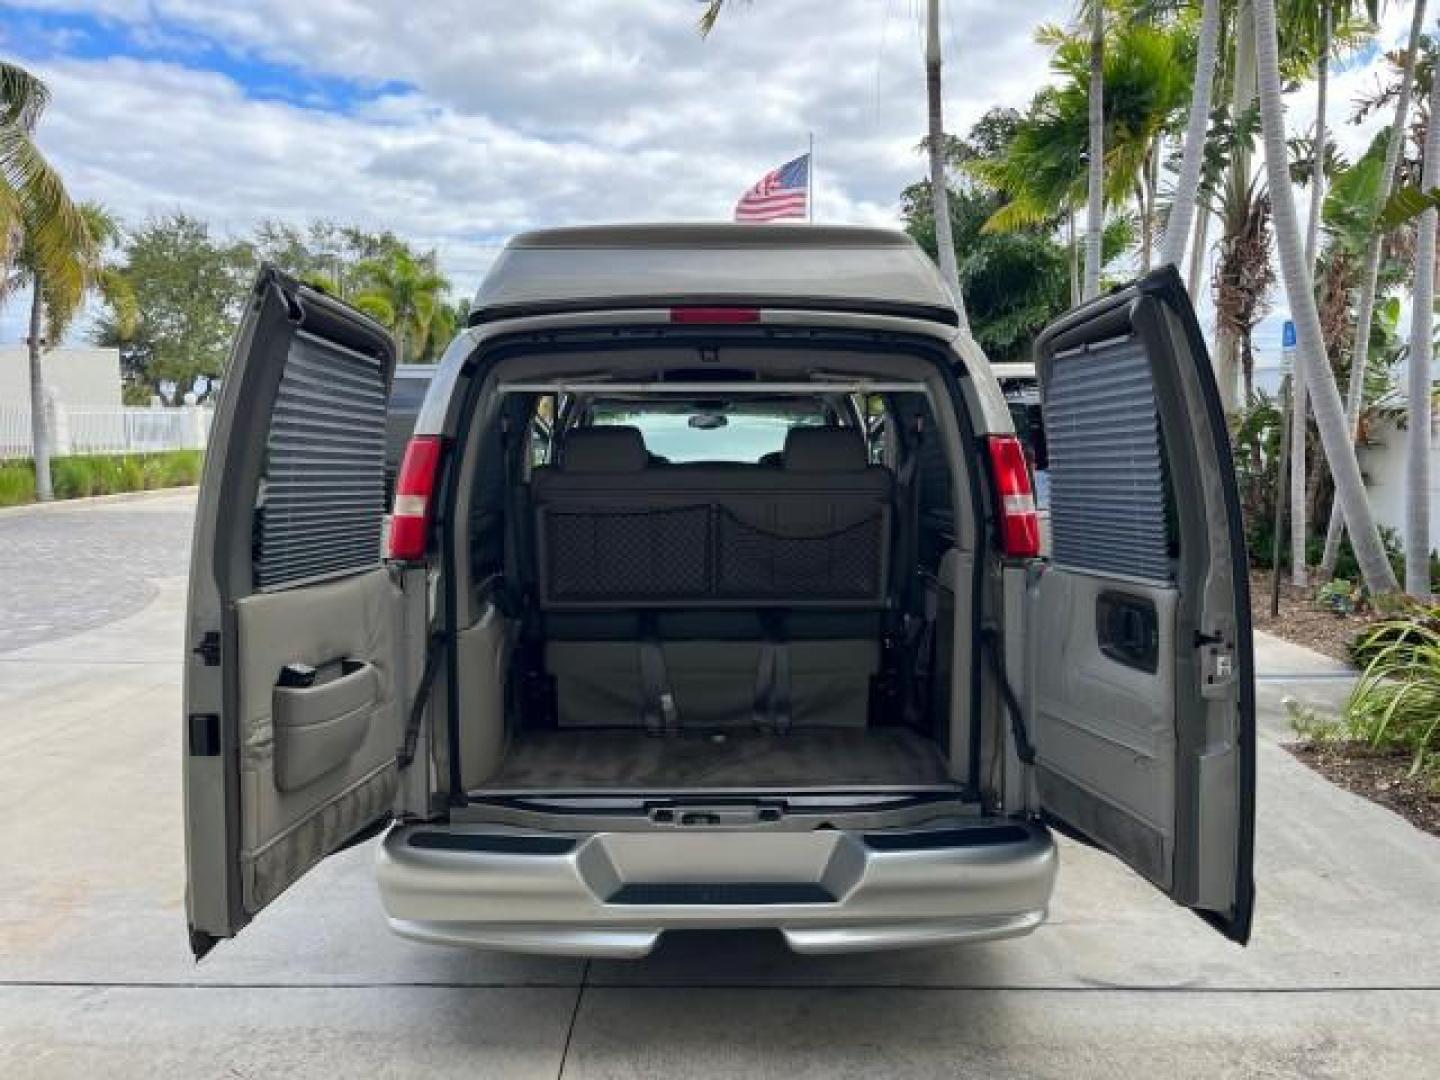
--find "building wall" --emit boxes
[1357,415,1440,557]
[0,346,123,410]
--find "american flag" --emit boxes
[734,153,810,222]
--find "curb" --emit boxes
[0,485,198,517]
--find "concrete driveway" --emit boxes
[2,490,1437,1078]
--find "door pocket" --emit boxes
[273,660,378,792]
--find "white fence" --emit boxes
[0,404,213,459]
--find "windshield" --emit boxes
[589,400,830,463]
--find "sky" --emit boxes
[0,0,1424,360]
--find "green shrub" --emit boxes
[118,457,147,492]
[1348,602,1440,669]
[0,461,37,507]
[0,450,202,506]
[1345,614,1440,776]
[52,457,97,498]
[157,448,203,486]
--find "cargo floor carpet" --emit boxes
[481,727,952,789]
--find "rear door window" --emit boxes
[589,400,830,463]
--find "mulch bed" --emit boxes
[1248,568,1381,664]
[1288,742,1440,840]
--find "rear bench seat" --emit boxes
[529,426,894,730]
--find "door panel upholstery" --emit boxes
[234,567,402,911]
[1028,570,1178,888]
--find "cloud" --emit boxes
[1,0,1409,360]
[1,1,1067,260]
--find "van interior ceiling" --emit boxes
[436,337,987,804]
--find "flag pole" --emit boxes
[808,131,814,222]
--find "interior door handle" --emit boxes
[1096,592,1159,673]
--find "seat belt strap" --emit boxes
[638,614,678,736]
[754,610,792,734]
[397,631,446,769]
[752,640,776,730]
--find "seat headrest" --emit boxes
[782,427,867,472]
[560,426,649,472]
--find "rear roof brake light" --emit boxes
[669,307,761,324]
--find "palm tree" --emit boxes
[924,0,969,326]
[1,62,86,292]
[1084,0,1106,299]
[699,0,973,330]
[416,296,470,364]
[1290,0,1330,587]
[352,248,449,364]
[4,204,137,501]
[976,22,1190,248]
[1253,0,1398,594]
[1285,0,1379,587]
[2,62,124,502]
[1215,0,1259,413]
[1158,0,1223,273]
[1405,62,1439,597]
[1320,0,1427,577]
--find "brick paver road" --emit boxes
[0,492,194,654]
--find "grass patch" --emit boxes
[0,450,203,507]
[0,460,37,507]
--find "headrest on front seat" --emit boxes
[560,426,649,472]
[782,426,867,472]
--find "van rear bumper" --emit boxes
[375,818,1057,958]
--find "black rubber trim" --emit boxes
[1155,267,1257,946]
[862,823,1032,851]
[408,831,578,855]
[468,296,959,328]
[607,882,835,905]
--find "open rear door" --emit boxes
[185,267,415,957]
[1027,266,1254,943]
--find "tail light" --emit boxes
[986,435,1040,558]
[388,435,443,561]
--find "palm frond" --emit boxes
[0,60,51,131]
[0,123,87,299]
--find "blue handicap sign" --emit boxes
[1282,320,1296,349]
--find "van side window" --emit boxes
[254,333,388,589]
[1043,340,1174,581]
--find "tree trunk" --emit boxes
[1068,208,1080,306]
[1137,179,1152,273]
[1187,206,1210,296]
[926,0,970,331]
[1253,0,1398,595]
[1216,0,1257,413]
[26,281,54,503]
[1083,1,1105,300]
[1160,0,1222,274]
[1320,0,1426,576]
[1291,4,1329,588]
[1405,64,1440,598]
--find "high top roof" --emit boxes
[470,223,958,325]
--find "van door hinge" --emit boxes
[193,632,221,666]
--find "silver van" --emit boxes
[184,224,1254,959]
